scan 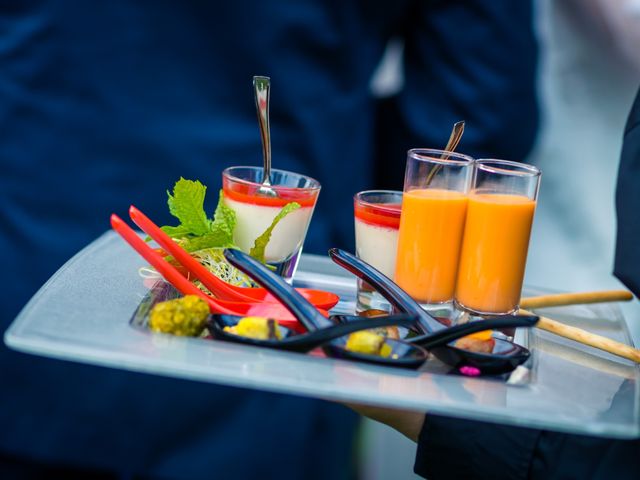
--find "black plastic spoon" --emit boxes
[328,248,539,374]
[207,312,417,353]
[222,249,429,368]
[223,249,539,372]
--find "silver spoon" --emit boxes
[444,120,465,153]
[253,76,278,197]
[424,120,465,186]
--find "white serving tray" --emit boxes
[5,231,639,438]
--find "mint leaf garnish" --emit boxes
[249,202,301,263]
[182,230,235,253]
[167,178,210,236]
[155,177,297,280]
[209,190,236,246]
[160,225,191,239]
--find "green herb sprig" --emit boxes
[155,177,299,266]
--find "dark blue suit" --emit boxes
[0,1,537,478]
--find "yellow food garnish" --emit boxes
[223,316,282,340]
[149,295,210,336]
[462,330,493,342]
[379,343,393,358]
[345,330,391,357]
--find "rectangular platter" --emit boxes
[5,231,640,438]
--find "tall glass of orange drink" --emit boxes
[394,149,474,306]
[455,159,541,315]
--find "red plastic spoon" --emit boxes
[128,205,339,309]
[111,214,320,332]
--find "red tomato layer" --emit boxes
[354,201,401,229]
[223,177,318,207]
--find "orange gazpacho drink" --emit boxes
[454,158,540,315]
[395,188,469,303]
[455,193,536,314]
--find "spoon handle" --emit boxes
[253,76,272,185]
[224,248,331,330]
[424,120,465,186]
[292,314,417,352]
[110,214,235,315]
[328,248,445,333]
[444,120,465,154]
[128,205,246,301]
[415,314,539,350]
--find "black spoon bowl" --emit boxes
[322,336,429,369]
[328,248,538,375]
[207,312,419,354]
[222,249,538,371]
[335,314,532,374]
[431,337,530,374]
[223,249,430,369]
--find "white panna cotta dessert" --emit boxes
[353,193,402,277]
[221,166,321,282]
[354,191,402,311]
[224,196,315,263]
[354,219,399,278]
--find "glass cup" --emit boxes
[222,166,321,282]
[455,159,541,315]
[394,149,474,307]
[354,190,402,312]
[395,149,473,307]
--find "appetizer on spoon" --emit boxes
[223,249,540,371]
[222,248,428,368]
[329,249,539,374]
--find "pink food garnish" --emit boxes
[459,366,481,377]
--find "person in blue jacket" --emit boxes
[0,1,538,478]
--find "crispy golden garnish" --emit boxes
[345,330,391,357]
[223,316,282,341]
[455,330,495,353]
[149,295,210,336]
